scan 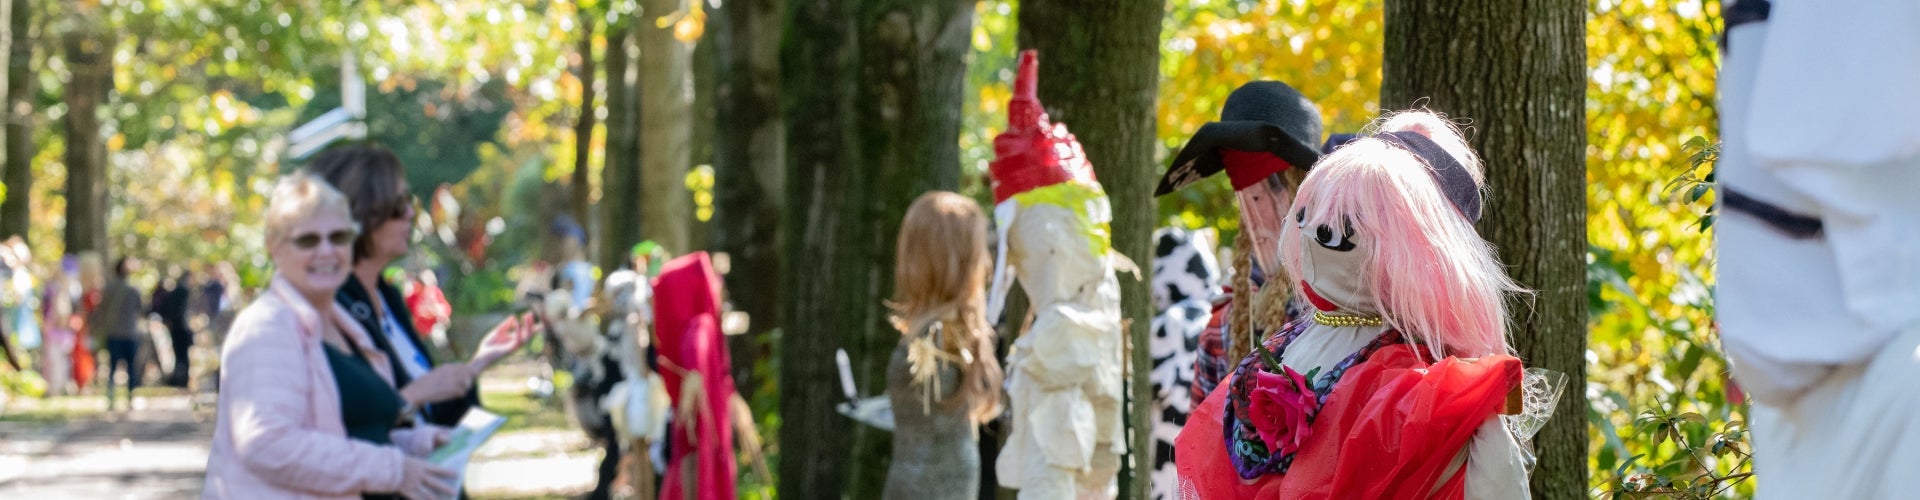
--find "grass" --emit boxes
[479,360,576,435]
[481,386,577,435]
[0,395,106,424]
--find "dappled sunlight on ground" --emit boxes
[0,357,607,499]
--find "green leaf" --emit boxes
[1693,214,1716,232]
[1617,453,1645,478]
[1675,344,1704,381]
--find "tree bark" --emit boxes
[0,0,21,242]
[598,23,640,272]
[1380,1,1588,497]
[778,0,973,497]
[571,14,596,248]
[62,26,111,257]
[637,0,693,255]
[0,0,24,243]
[709,0,784,394]
[687,19,715,252]
[1014,1,1164,496]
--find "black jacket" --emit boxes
[336,274,479,427]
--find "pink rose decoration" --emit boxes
[1248,366,1318,456]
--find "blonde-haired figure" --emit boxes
[883,191,1005,499]
[204,172,456,500]
[1177,110,1549,499]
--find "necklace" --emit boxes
[1312,310,1384,327]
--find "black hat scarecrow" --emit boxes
[1156,81,1326,196]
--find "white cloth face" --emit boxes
[1291,206,1377,315]
[1717,14,1916,403]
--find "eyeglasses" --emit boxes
[290,229,359,250]
[382,195,418,221]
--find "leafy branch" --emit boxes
[1607,403,1754,499]
[1665,136,1720,232]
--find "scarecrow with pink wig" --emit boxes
[1174,110,1561,499]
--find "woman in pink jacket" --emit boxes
[203,172,456,499]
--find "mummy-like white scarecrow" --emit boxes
[986,50,1127,499]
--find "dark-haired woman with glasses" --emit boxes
[303,145,533,431]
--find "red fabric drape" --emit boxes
[1177,344,1520,499]
[653,252,737,500]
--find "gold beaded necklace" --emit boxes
[1312,310,1384,327]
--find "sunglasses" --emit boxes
[381,195,418,221]
[290,229,359,250]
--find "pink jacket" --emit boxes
[203,276,439,499]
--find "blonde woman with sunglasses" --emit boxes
[205,172,457,499]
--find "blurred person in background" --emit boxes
[151,266,196,387]
[207,262,242,348]
[72,252,104,393]
[93,256,145,411]
[39,257,80,397]
[403,269,451,351]
[548,215,596,311]
[0,243,28,372]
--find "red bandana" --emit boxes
[1222,149,1293,191]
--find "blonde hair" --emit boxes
[887,191,1003,424]
[76,252,104,291]
[264,171,357,247]
[1279,109,1523,359]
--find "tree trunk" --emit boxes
[709,0,784,397]
[777,0,973,497]
[598,23,640,272]
[0,0,20,242]
[688,24,715,253]
[637,0,692,255]
[0,0,25,243]
[62,27,111,257]
[571,14,597,248]
[1015,1,1164,496]
[1380,1,1588,497]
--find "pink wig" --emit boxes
[1278,110,1522,359]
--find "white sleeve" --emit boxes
[1464,417,1531,500]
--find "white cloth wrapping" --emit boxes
[1720,0,1920,401]
[1720,1,1920,497]
[1748,325,1920,499]
[994,203,1126,499]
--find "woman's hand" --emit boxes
[470,313,537,372]
[392,425,455,457]
[400,363,475,406]
[399,457,457,500]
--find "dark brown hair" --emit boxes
[302,145,408,263]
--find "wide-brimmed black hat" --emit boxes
[1154,81,1325,196]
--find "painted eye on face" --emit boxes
[1314,218,1357,252]
[1295,208,1307,228]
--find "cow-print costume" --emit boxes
[1149,227,1222,500]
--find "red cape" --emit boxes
[1177,344,1520,499]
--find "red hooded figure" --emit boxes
[653,252,736,500]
